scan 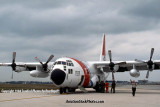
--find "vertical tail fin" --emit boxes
[100,34,106,61]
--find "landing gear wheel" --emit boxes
[63,88,66,93]
[100,82,105,93]
[95,82,100,92]
[60,88,63,94]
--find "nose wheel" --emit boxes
[59,87,69,94]
[59,88,76,94]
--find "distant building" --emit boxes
[138,80,148,84]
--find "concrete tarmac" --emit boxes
[0,86,160,107]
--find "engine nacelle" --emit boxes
[30,70,49,78]
[15,67,27,72]
[130,69,140,78]
[89,75,99,87]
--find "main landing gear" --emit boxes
[94,81,105,93]
[59,87,76,94]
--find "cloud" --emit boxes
[0,0,160,37]
[0,0,160,82]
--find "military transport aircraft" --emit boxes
[0,34,160,94]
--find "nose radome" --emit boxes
[51,69,66,85]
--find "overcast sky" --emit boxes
[0,0,160,82]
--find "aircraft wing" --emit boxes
[0,62,43,71]
[93,60,160,72]
[0,62,55,72]
[0,62,41,67]
[0,52,54,72]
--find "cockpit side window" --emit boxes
[66,60,74,66]
[69,63,71,66]
[71,63,74,66]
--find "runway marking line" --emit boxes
[0,95,59,102]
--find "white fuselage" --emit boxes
[50,57,109,88]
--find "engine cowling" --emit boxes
[30,70,49,78]
[130,69,140,78]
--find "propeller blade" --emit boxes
[35,57,43,65]
[46,55,54,64]
[150,48,154,60]
[135,59,146,63]
[146,70,149,78]
[112,71,115,81]
[108,50,112,62]
[11,52,17,71]
[11,70,13,79]
[12,52,16,63]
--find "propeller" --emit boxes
[108,50,115,81]
[108,50,126,80]
[10,52,16,79]
[135,48,154,78]
[35,55,54,72]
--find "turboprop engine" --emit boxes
[130,69,140,78]
[30,66,49,78]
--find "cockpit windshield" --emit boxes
[54,61,67,65]
[54,60,74,66]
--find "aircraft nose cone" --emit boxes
[51,69,66,85]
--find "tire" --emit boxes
[60,88,63,94]
[95,82,100,92]
[63,88,66,93]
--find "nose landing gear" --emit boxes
[60,88,68,94]
[59,87,76,94]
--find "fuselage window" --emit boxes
[75,71,80,76]
[71,63,74,66]
[64,66,66,71]
[66,60,74,66]
[68,69,73,74]
[71,69,73,74]
[57,61,61,65]
[67,62,74,66]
